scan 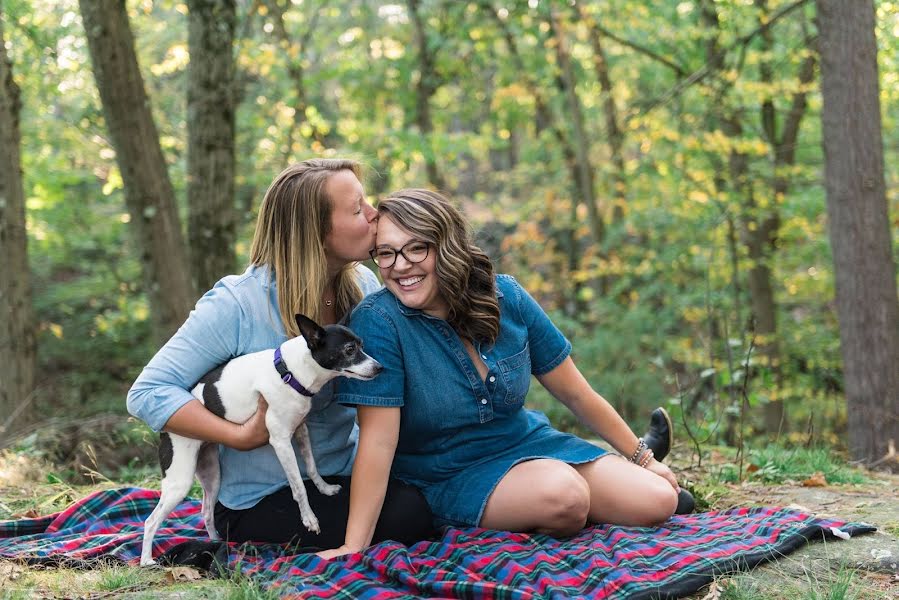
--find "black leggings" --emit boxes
[214,476,434,551]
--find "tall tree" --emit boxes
[79,0,195,343]
[406,0,446,190]
[817,0,899,467]
[264,0,326,160]
[547,8,604,252]
[187,0,237,291]
[0,9,37,440]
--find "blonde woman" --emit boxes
[127,160,433,550]
[328,189,689,559]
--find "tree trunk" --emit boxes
[817,0,899,468]
[265,0,326,159]
[755,7,817,433]
[577,3,626,223]
[548,9,604,252]
[0,12,38,440]
[188,0,237,291]
[79,0,195,343]
[407,0,446,190]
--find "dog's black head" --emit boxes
[295,314,382,380]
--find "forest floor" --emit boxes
[0,415,897,599]
[670,451,899,599]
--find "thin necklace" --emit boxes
[325,299,333,306]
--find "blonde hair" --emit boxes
[378,189,500,344]
[249,159,364,338]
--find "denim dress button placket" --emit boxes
[430,318,494,423]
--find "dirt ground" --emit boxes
[673,459,899,599]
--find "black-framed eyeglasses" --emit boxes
[369,240,431,268]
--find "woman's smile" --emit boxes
[376,215,448,319]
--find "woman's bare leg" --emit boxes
[573,455,678,526]
[479,459,591,536]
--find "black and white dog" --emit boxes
[140,314,382,566]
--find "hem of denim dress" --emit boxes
[463,450,607,528]
[532,339,572,376]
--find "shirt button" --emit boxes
[481,355,487,360]
[489,376,496,383]
[480,398,487,405]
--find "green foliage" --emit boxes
[719,577,769,600]
[96,565,157,592]
[711,445,869,485]
[804,565,858,600]
[7,0,898,449]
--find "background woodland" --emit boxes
[1,0,897,474]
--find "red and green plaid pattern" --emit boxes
[0,487,875,599]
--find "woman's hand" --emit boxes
[231,397,270,451]
[316,544,361,560]
[646,458,679,491]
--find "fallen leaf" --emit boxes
[700,580,726,600]
[802,472,828,487]
[166,566,203,583]
[746,464,760,473]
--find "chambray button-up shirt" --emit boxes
[126,263,381,510]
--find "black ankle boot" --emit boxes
[641,407,673,462]
[675,488,695,515]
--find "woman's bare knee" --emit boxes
[480,460,590,535]
[634,482,678,526]
[534,468,590,536]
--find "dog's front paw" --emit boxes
[301,512,321,534]
[139,557,158,568]
[320,483,341,496]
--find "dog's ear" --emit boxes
[295,314,324,350]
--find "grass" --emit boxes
[710,445,869,485]
[702,563,865,600]
[803,564,858,600]
[97,563,158,591]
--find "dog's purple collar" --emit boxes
[273,346,315,397]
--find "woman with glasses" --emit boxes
[323,188,690,560]
[127,160,433,555]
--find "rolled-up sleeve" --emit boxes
[503,275,572,375]
[126,283,245,431]
[335,304,404,408]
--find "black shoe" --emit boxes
[641,407,673,462]
[160,540,230,576]
[675,488,695,515]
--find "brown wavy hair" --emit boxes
[378,189,500,345]
[249,159,364,338]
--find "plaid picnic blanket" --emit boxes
[0,487,876,599]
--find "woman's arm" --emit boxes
[537,357,679,489]
[163,397,270,450]
[127,281,270,450]
[317,405,400,559]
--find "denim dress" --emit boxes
[335,274,607,527]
